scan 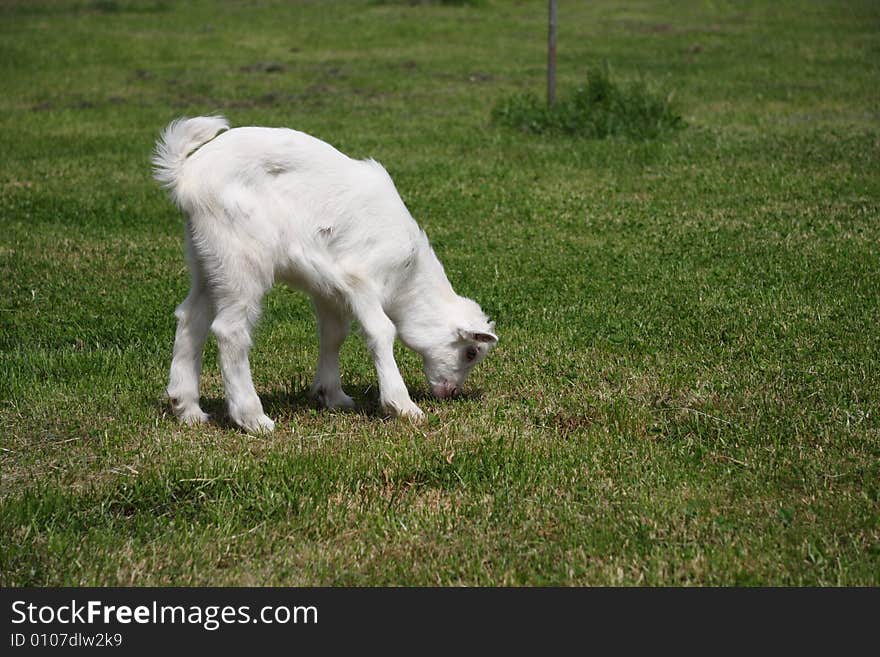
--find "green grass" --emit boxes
[1,0,879,585]
[492,62,685,138]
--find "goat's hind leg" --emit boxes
[168,251,212,425]
[310,298,355,410]
[211,286,275,434]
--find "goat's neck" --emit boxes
[391,240,458,354]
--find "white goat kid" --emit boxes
[153,116,497,433]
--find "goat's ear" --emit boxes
[458,328,498,345]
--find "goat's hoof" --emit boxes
[180,409,210,425]
[328,393,356,410]
[381,396,425,422]
[237,413,275,434]
[311,386,355,410]
[399,404,425,423]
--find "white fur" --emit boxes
[153,116,497,433]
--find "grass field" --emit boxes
[1,0,878,586]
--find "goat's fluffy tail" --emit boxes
[152,115,230,197]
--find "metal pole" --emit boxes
[548,0,557,106]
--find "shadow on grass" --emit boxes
[155,380,487,432]
[409,387,486,404]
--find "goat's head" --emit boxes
[418,298,498,399]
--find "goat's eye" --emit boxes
[465,346,478,362]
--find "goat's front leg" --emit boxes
[349,296,424,421]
